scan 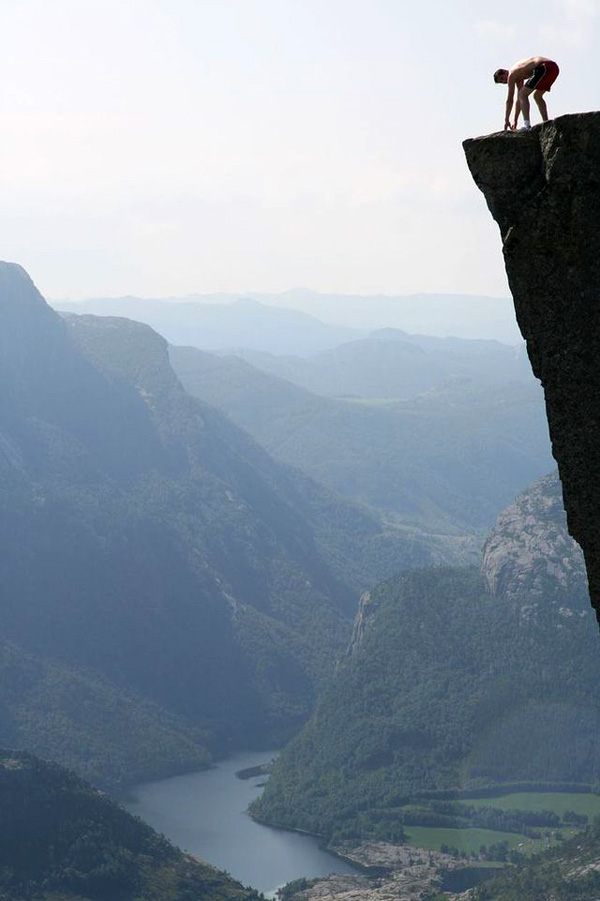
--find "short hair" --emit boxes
[493,68,508,83]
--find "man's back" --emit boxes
[509,56,551,83]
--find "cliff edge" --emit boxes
[464,112,600,618]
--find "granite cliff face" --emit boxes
[482,471,587,606]
[464,112,600,618]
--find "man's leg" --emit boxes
[533,89,548,122]
[519,86,533,128]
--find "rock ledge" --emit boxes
[464,112,600,618]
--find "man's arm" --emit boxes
[512,92,522,129]
[504,83,515,130]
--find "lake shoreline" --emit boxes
[121,750,360,896]
[121,752,600,899]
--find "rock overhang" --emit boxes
[464,112,600,620]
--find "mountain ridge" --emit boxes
[53,289,521,343]
[55,295,366,356]
[0,261,476,788]
[0,262,362,780]
[170,343,552,532]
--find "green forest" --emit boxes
[253,566,600,842]
[170,344,552,533]
[0,749,261,901]
[468,818,600,900]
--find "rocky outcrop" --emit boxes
[482,471,587,605]
[281,844,457,901]
[464,113,600,618]
[347,591,376,655]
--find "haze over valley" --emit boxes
[3,0,600,897]
[56,290,523,349]
[1,256,598,901]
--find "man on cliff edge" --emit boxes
[493,56,560,131]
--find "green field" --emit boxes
[468,792,600,819]
[405,826,530,855]
[404,825,575,857]
[402,792,600,859]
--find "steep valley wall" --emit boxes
[464,112,600,619]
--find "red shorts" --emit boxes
[525,60,559,92]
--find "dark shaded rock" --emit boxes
[464,112,600,618]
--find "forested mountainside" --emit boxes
[224,329,533,400]
[0,641,210,788]
[65,313,471,588]
[472,818,600,900]
[0,749,260,901]
[0,261,452,786]
[252,473,600,842]
[170,344,552,531]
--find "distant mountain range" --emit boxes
[54,290,522,352]
[252,289,521,343]
[0,262,467,787]
[55,289,547,533]
[170,343,552,531]
[226,329,533,399]
[55,295,367,356]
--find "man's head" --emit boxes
[493,68,508,84]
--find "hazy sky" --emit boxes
[0,0,597,299]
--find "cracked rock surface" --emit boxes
[482,471,587,605]
[464,113,600,619]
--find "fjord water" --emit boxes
[123,751,358,896]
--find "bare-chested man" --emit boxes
[493,56,560,131]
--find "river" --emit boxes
[123,750,359,897]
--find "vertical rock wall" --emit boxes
[464,112,600,618]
